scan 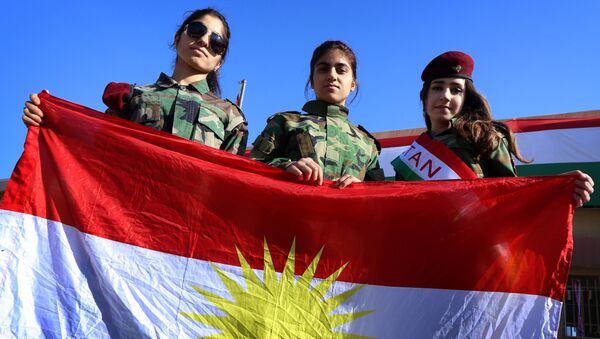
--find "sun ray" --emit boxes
[209,263,247,304]
[281,239,296,284]
[262,238,277,294]
[235,246,263,293]
[298,246,324,288]
[313,262,349,299]
[329,310,374,328]
[325,285,366,313]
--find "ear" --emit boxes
[350,79,357,92]
[214,59,223,72]
[173,32,180,47]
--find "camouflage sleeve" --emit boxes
[249,114,293,169]
[220,120,248,155]
[483,136,517,177]
[364,143,384,181]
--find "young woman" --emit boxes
[250,40,383,188]
[23,8,248,155]
[392,51,594,206]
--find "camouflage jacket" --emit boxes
[102,73,248,155]
[425,126,517,178]
[250,100,382,181]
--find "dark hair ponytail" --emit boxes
[172,8,230,96]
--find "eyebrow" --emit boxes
[316,61,350,68]
[432,79,464,86]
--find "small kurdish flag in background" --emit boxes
[0,93,577,338]
[378,114,600,206]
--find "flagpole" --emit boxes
[236,79,247,110]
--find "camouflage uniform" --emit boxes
[250,100,383,181]
[428,126,517,178]
[102,73,248,155]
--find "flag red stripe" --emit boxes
[1,93,575,301]
[379,116,600,148]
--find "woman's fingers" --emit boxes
[333,175,360,189]
[286,158,323,185]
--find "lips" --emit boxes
[191,47,209,58]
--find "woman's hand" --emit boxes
[563,170,595,207]
[285,157,323,186]
[333,174,361,189]
[22,91,48,127]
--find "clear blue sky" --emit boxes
[2,1,599,179]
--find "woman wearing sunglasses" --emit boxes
[250,40,383,188]
[23,8,248,155]
[391,51,594,206]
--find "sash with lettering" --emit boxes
[391,132,478,180]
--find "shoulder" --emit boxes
[356,125,381,152]
[266,111,303,123]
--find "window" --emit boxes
[564,275,600,338]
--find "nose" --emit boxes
[198,33,210,47]
[440,88,451,101]
[326,68,337,81]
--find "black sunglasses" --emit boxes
[184,21,227,56]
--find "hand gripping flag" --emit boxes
[1,93,576,338]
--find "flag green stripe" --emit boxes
[391,157,423,181]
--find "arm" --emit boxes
[220,120,248,155]
[364,143,385,181]
[249,114,293,168]
[220,103,249,156]
[250,114,323,185]
[484,137,517,177]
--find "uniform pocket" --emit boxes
[196,108,225,141]
[252,133,276,154]
[296,132,316,159]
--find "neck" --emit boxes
[430,120,451,136]
[171,59,209,86]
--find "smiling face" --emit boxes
[174,14,225,76]
[425,77,466,134]
[310,49,356,106]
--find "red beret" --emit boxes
[421,51,474,82]
[102,82,134,111]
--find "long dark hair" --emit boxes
[304,40,360,104]
[420,80,529,163]
[172,8,231,96]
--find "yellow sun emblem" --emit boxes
[180,239,374,338]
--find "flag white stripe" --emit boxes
[515,127,600,165]
[0,210,562,338]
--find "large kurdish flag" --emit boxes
[0,93,577,338]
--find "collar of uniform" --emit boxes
[428,117,459,137]
[302,100,349,118]
[155,73,210,94]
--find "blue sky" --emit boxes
[1,1,599,179]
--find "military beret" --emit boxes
[102,82,134,111]
[421,51,474,82]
